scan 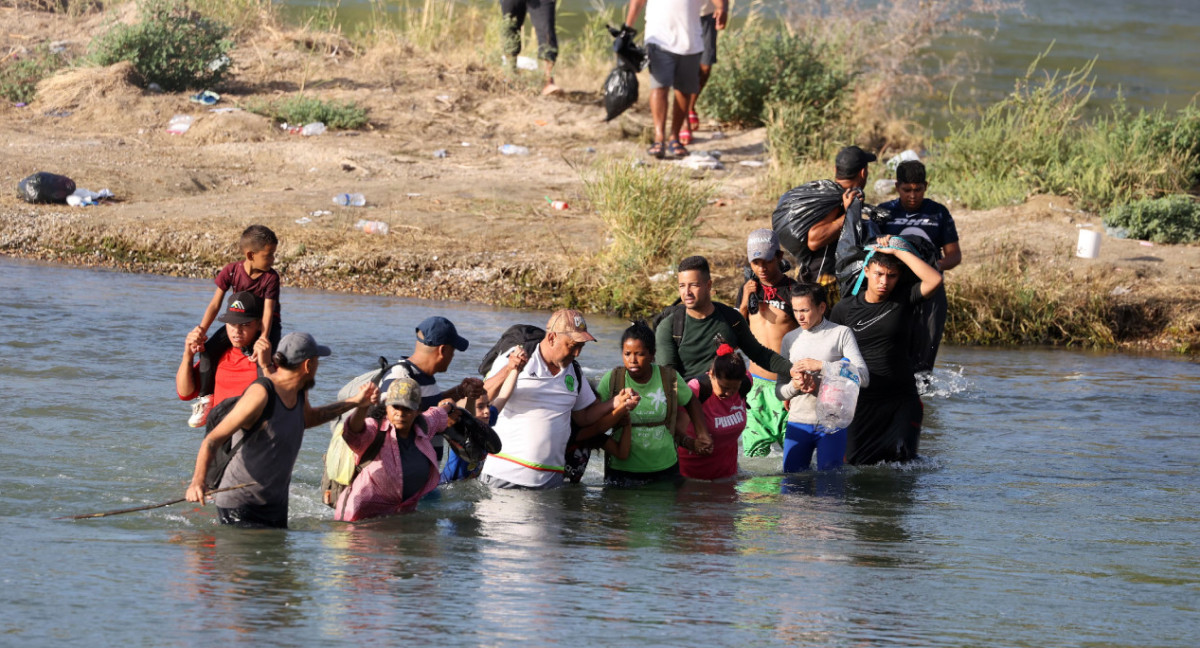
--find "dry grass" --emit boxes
[34,59,142,110]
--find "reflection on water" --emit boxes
[3,258,1200,646]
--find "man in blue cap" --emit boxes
[377,316,486,462]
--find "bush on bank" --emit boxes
[91,0,233,91]
[1104,195,1200,244]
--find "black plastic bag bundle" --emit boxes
[17,172,75,204]
[834,194,881,296]
[603,67,638,121]
[770,179,844,259]
[442,407,502,466]
[603,24,646,122]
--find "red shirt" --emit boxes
[677,378,748,480]
[179,346,259,407]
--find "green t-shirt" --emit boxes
[598,365,693,473]
[654,303,792,379]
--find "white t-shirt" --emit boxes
[645,0,705,55]
[700,0,716,17]
[479,345,597,487]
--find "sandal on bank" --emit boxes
[647,140,665,159]
[679,127,692,146]
[688,110,699,131]
[666,138,689,159]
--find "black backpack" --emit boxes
[477,324,546,376]
[202,377,277,491]
[650,301,745,377]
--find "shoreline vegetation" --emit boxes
[1,0,1198,355]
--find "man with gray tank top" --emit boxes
[185,332,376,528]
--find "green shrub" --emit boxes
[935,52,1200,211]
[249,95,369,130]
[578,157,715,314]
[763,100,852,198]
[91,0,232,92]
[1104,195,1200,244]
[0,46,68,103]
[699,25,851,128]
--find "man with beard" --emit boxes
[185,332,373,528]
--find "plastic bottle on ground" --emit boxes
[300,122,326,136]
[332,193,366,207]
[354,219,389,235]
[498,144,530,155]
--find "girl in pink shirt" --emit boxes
[334,377,459,522]
[677,344,749,480]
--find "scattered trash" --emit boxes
[886,149,920,172]
[66,188,114,206]
[147,83,163,93]
[630,159,649,168]
[1139,241,1154,247]
[679,152,724,170]
[709,131,725,140]
[436,94,451,102]
[310,210,332,217]
[49,41,69,54]
[300,122,326,136]
[461,142,471,147]
[43,110,72,118]
[17,172,76,204]
[1110,286,1132,296]
[433,149,448,158]
[1105,225,1129,239]
[14,102,27,108]
[739,160,765,168]
[355,219,389,235]
[534,119,548,127]
[545,197,568,210]
[332,193,366,207]
[295,217,312,225]
[208,107,239,114]
[166,114,194,134]
[498,144,530,156]
[189,90,219,105]
[584,147,597,154]
[207,54,231,73]
[874,178,896,195]
[405,193,421,198]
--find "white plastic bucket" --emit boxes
[1076,229,1101,258]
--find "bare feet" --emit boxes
[541,81,562,96]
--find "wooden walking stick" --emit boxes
[56,483,256,520]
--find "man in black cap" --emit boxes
[796,145,877,302]
[186,332,375,528]
[177,291,268,428]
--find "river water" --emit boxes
[2,257,1198,646]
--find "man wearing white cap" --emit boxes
[480,309,639,489]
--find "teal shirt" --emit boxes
[654,303,792,379]
[598,365,693,473]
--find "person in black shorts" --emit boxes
[500,0,561,95]
[828,239,942,465]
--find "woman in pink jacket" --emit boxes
[334,377,460,522]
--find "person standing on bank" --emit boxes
[185,333,374,528]
[500,0,562,96]
[679,0,722,146]
[624,0,727,159]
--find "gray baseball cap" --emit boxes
[747,228,780,262]
[275,332,331,365]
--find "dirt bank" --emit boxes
[2,6,1197,354]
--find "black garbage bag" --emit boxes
[603,65,639,122]
[834,193,881,296]
[17,172,76,204]
[603,24,645,121]
[770,179,844,260]
[442,407,502,466]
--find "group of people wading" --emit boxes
[177,146,960,528]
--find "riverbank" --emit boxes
[1,4,1197,354]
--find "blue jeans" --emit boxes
[783,422,846,472]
